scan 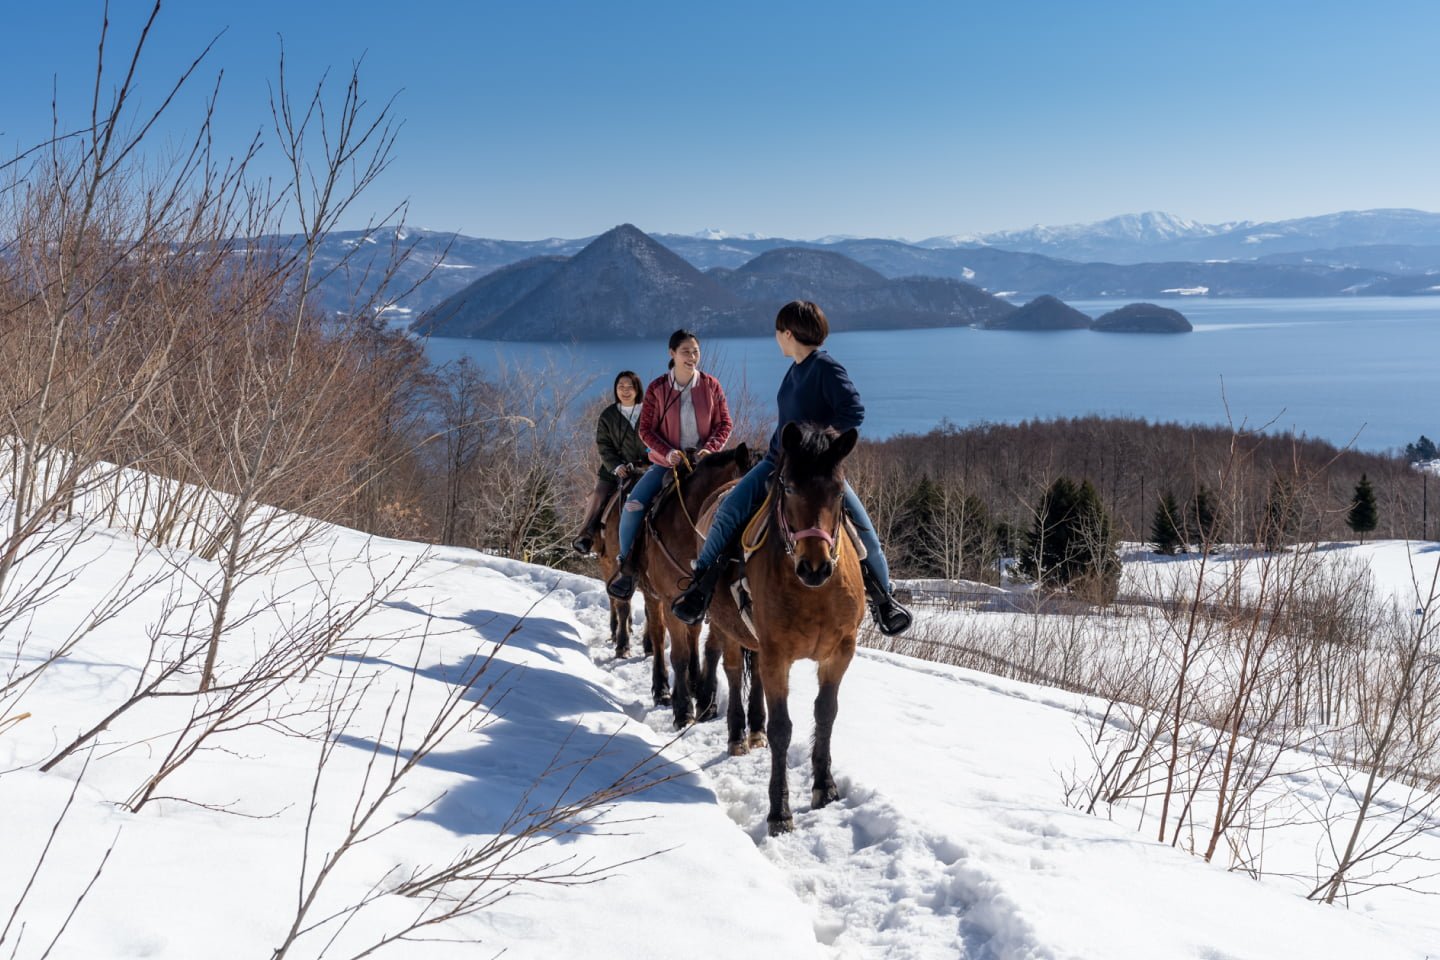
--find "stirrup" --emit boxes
[861,567,911,636]
[869,593,912,636]
[607,565,636,601]
[672,563,722,625]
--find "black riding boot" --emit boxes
[671,562,726,625]
[572,490,606,555]
[861,566,912,636]
[606,558,637,601]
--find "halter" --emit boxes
[773,470,843,563]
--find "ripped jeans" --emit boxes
[616,466,666,564]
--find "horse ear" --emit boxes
[827,428,859,464]
[735,443,750,468]
[781,422,804,453]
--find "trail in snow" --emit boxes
[534,558,1437,960]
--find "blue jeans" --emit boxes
[617,466,667,564]
[695,460,891,590]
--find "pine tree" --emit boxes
[1190,485,1219,549]
[1347,474,1379,542]
[896,474,946,578]
[1150,491,1184,555]
[1020,477,1120,602]
[1405,435,1438,463]
[1261,477,1301,551]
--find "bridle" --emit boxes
[773,469,843,564]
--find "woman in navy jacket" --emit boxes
[671,300,910,635]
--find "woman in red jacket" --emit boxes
[606,329,732,600]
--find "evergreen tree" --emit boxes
[1261,477,1301,551]
[896,474,946,578]
[1405,435,1438,463]
[1347,474,1379,542]
[1150,490,1184,555]
[896,475,997,581]
[1019,476,1120,602]
[1190,485,1219,549]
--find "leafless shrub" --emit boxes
[270,599,676,959]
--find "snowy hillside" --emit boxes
[4,501,1439,958]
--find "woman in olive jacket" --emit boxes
[572,370,648,555]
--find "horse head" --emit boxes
[776,422,858,588]
[689,443,752,476]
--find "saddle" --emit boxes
[737,482,868,564]
[599,460,653,526]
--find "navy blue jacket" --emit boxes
[766,350,865,463]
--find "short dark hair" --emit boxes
[613,370,641,402]
[775,300,829,346]
[667,328,699,369]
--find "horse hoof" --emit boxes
[727,740,748,757]
[811,786,840,809]
[767,817,794,836]
[697,704,718,723]
[654,692,671,707]
[673,716,694,731]
[748,732,768,750]
[614,646,630,660]
[642,640,653,655]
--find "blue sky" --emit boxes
[2,1,1437,240]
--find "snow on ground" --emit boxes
[1119,538,1440,612]
[4,506,1439,958]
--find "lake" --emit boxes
[422,297,1440,453]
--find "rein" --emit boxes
[670,452,707,542]
[644,453,710,582]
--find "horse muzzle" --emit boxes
[794,555,834,588]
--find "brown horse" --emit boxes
[594,472,665,661]
[634,445,752,728]
[702,424,865,835]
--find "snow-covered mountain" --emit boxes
[920,211,1247,262]
[923,210,1239,249]
[919,209,1440,265]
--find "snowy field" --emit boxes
[3,502,1439,958]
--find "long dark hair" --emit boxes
[666,329,699,370]
[613,370,641,403]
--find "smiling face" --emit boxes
[615,376,639,405]
[670,337,701,378]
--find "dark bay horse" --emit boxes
[594,473,665,660]
[635,445,752,729]
[702,424,865,834]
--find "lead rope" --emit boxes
[671,451,708,541]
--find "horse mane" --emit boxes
[693,444,753,475]
[781,423,844,481]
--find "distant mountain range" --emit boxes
[920,208,1440,264]
[290,208,1440,328]
[411,225,1016,340]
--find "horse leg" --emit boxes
[696,630,722,723]
[686,624,704,703]
[665,612,695,729]
[745,648,767,750]
[722,635,748,754]
[612,598,631,659]
[760,653,794,834]
[642,593,663,656]
[811,645,854,810]
[650,621,670,706]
